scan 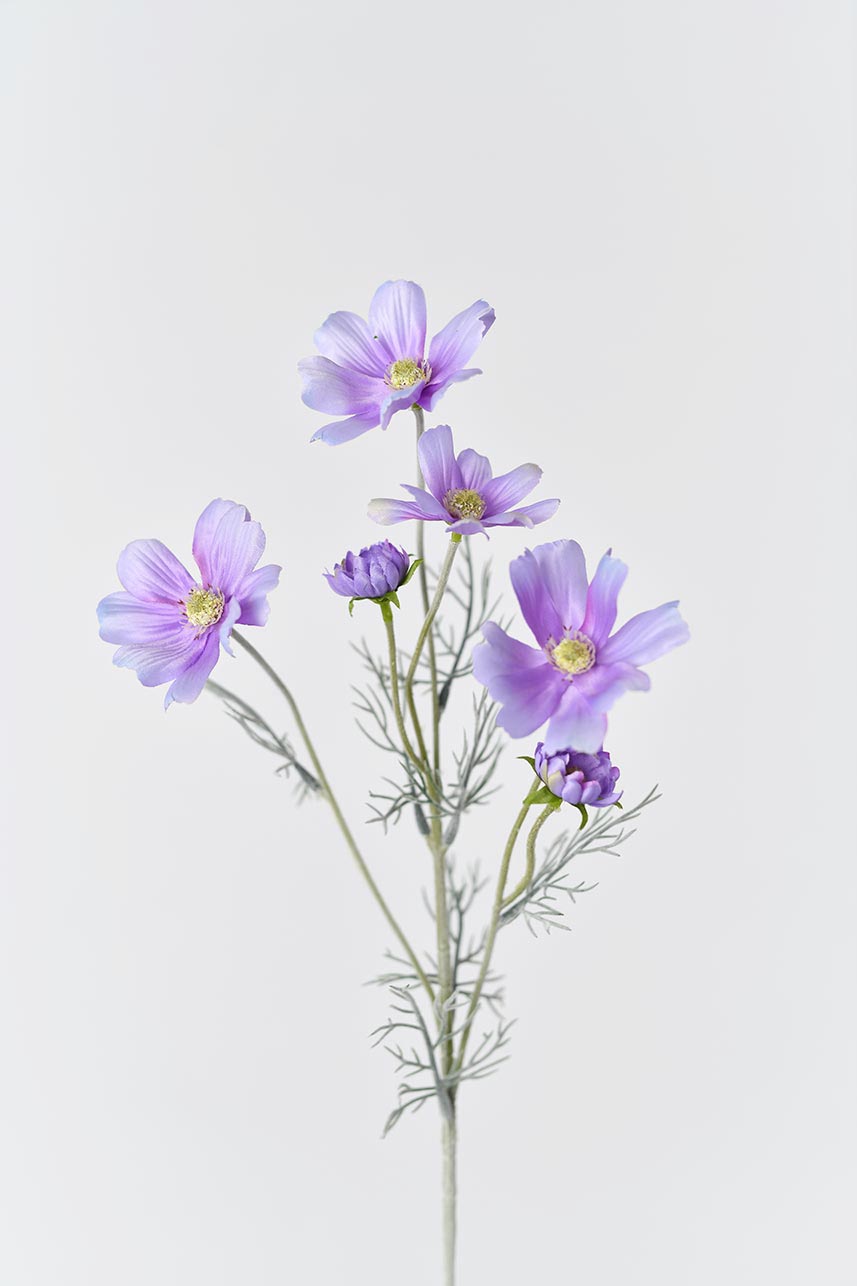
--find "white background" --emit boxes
[1,3,855,1283]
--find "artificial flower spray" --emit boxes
[98,281,687,1284]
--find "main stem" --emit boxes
[231,629,435,1004]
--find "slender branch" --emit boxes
[380,601,425,776]
[231,628,435,1005]
[405,536,461,703]
[503,803,558,907]
[413,404,441,778]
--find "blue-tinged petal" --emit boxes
[164,632,221,709]
[236,564,281,627]
[368,280,427,361]
[575,661,650,712]
[600,601,690,667]
[472,621,563,737]
[368,497,439,525]
[581,552,629,647]
[482,463,542,514]
[397,485,452,520]
[117,539,194,604]
[299,356,384,415]
[217,596,242,656]
[457,447,493,491]
[560,779,583,805]
[427,299,494,384]
[114,631,201,687]
[199,504,265,597]
[531,540,589,635]
[417,425,461,501]
[97,593,182,644]
[509,544,582,646]
[193,499,244,586]
[420,367,481,411]
[379,379,426,430]
[313,311,388,377]
[482,498,560,529]
[543,686,607,754]
[311,411,380,445]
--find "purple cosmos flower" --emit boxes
[299,280,495,445]
[324,541,411,601]
[472,540,689,752]
[367,425,560,536]
[97,499,281,709]
[534,742,622,808]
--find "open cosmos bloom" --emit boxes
[368,424,560,536]
[97,499,281,709]
[324,541,412,602]
[472,540,689,752]
[534,742,622,808]
[299,280,495,445]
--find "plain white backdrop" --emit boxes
[1,3,855,1283]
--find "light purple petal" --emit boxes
[368,280,427,360]
[398,484,457,520]
[560,779,583,805]
[417,425,461,500]
[472,622,564,737]
[313,311,388,377]
[218,595,242,656]
[164,632,221,709]
[420,367,481,411]
[97,593,182,645]
[482,498,560,529]
[369,496,440,525]
[600,601,690,667]
[427,299,495,383]
[543,686,607,754]
[482,463,542,513]
[193,500,243,585]
[311,411,380,445]
[575,661,650,711]
[446,519,488,537]
[117,540,194,604]
[236,564,281,627]
[510,541,588,646]
[113,631,202,687]
[200,504,265,596]
[379,380,427,431]
[581,552,629,648]
[456,447,493,491]
[473,621,552,677]
[299,356,383,414]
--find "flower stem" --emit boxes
[380,601,425,777]
[441,1112,457,1286]
[503,800,560,907]
[413,405,441,778]
[404,536,461,703]
[231,628,435,1005]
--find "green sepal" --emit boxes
[522,782,562,809]
[572,803,588,829]
[348,589,401,617]
[517,755,537,771]
[614,800,623,810]
[398,558,423,588]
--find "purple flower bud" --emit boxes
[533,742,622,808]
[324,541,411,601]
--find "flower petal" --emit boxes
[427,299,495,384]
[218,595,242,656]
[420,367,481,411]
[236,564,281,627]
[97,593,182,645]
[313,311,388,377]
[368,496,440,525]
[368,280,427,360]
[472,622,564,737]
[510,540,588,646]
[482,463,542,513]
[193,500,243,584]
[600,602,690,667]
[113,631,202,687]
[575,661,650,711]
[482,498,560,529]
[397,485,452,519]
[311,411,380,445]
[456,447,493,491]
[417,425,461,501]
[543,686,607,754]
[299,356,383,414]
[379,380,427,431]
[581,552,629,648]
[164,631,221,709]
[117,540,194,604]
[200,504,265,596]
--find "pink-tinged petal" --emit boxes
[311,411,380,445]
[193,500,243,584]
[420,367,481,411]
[482,498,560,529]
[299,356,384,414]
[561,779,583,805]
[97,593,182,645]
[368,280,427,360]
[201,504,265,596]
[600,601,690,667]
[482,463,543,513]
[218,596,242,656]
[544,686,607,754]
[236,564,281,627]
[368,497,440,525]
[398,484,456,519]
[575,661,650,711]
[581,552,629,647]
[113,631,202,687]
[117,539,194,604]
[379,380,426,430]
[417,425,462,500]
[313,311,388,377]
[457,447,493,491]
[427,299,495,383]
[579,781,601,805]
[164,632,221,709]
[473,621,552,676]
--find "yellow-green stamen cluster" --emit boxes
[444,488,486,521]
[387,358,425,389]
[185,586,224,630]
[551,633,596,675]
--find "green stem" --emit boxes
[503,802,559,907]
[380,601,424,776]
[414,405,442,779]
[232,629,435,1005]
[404,536,461,704]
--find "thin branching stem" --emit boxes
[503,802,559,907]
[380,601,425,777]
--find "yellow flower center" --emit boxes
[185,586,224,629]
[551,633,596,675]
[444,488,486,520]
[387,358,425,389]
